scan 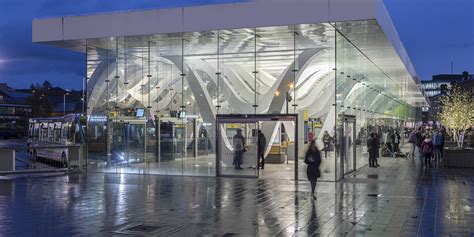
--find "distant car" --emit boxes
[0,127,25,139]
[0,104,31,139]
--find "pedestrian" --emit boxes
[367,132,378,168]
[257,130,266,170]
[307,129,314,143]
[421,135,434,167]
[440,127,446,159]
[392,130,401,154]
[415,127,424,163]
[305,140,321,200]
[382,130,389,154]
[233,129,246,170]
[386,129,394,155]
[374,132,381,166]
[322,131,331,158]
[432,129,442,163]
[408,129,417,158]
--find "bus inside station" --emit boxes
[81,21,426,181]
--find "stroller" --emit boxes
[381,142,408,158]
[381,142,396,157]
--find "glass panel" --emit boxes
[218,122,258,177]
[218,28,257,114]
[180,31,217,176]
[294,24,337,181]
[82,21,418,179]
[343,119,355,174]
[334,20,417,178]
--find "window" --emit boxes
[33,123,39,140]
[48,123,55,143]
[41,123,49,141]
[53,122,62,143]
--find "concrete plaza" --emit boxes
[1,155,473,236]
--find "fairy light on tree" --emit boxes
[438,85,474,148]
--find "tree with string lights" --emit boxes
[438,85,474,148]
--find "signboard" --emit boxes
[226,123,240,129]
[303,111,309,120]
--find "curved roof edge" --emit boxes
[33,0,378,44]
[375,0,421,86]
[31,0,427,106]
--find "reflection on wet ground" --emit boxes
[1,156,473,236]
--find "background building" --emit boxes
[421,72,473,122]
[0,83,84,117]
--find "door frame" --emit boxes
[343,115,356,175]
[215,114,298,179]
[108,118,147,162]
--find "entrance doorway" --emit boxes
[216,114,298,179]
[343,115,356,175]
[108,118,147,164]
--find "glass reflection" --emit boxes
[84,21,419,180]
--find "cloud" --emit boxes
[0,0,228,89]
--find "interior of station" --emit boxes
[85,20,426,181]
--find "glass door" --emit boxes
[127,122,146,163]
[110,121,128,165]
[343,117,356,174]
[217,121,259,178]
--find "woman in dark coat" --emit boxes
[305,140,321,200]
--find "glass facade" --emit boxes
[85,20,418,181]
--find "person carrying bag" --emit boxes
[305,140,321,200]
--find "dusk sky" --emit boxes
[0,0,472,90]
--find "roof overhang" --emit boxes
[33,0,380,44]
[32,0,428,106]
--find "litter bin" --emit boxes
[0,149,15,172]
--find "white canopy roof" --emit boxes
[32,0,428,106]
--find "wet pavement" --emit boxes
[1,156,474,236]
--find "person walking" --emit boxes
[322,131,331,158]
[421,135,434,168]
[305,140,321,200]
[257,130,267,170]
[432,129,442,163]
[233,129,246,170]
[408,129,417,158]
